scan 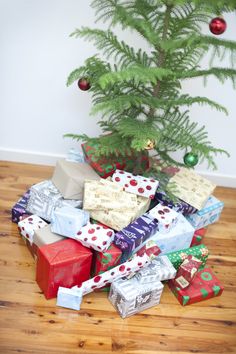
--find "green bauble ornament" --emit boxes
[184,152,199,167]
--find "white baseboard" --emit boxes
[0,147,235,188]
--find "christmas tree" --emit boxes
[65,0,236,188]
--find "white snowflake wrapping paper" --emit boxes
[75,222,115,252]
[148,204,179,233]
[18,215,47,244]
[112,170,159,199]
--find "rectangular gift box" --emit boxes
[36,239,92,299]
[155,190,197,215]
[114,214,158,262]
[82,141,149,178]
[26,180,82,222]
[174,255,202,289]
[34,225,65,252]
[66,148,85,163]
[112,170,159,199]
[51,206,89,238]
[131,214,194,256]
[12,189,32,223]
[52,159,100,200]
[148,204,179,233]
[135,255,176,284]
[168,267,224,306]
[89,195,150,231]
[167,168,216,210]
[166,244,209,270]
[186,195,224,229]
[18,215,47,245]
[109,277,164,318]
[190,228,207,247]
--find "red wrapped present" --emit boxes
[82,141,149,178]
[168,267,224,306]
[190,228,207,247]
[36,239,92,299]
[174,255,202,289]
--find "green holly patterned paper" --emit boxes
[166,244,209,270]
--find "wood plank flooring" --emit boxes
[0,161,236,354]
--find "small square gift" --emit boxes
[174,255,202,289]
[190,228,207,247]
[114,214,159,262]
[148,204,179,233]
[112,170,159,199]
[168,267,224,306]
[186,195,224,229]
[167,168,216,210]
[154,190,197,215]
[52,159,100,199]
[135,255,176,284]
[51,206,89,238]
[166,244,209,270]
[109,277,164,318]
[12,189,32,223]
[57,286,83,311]
[75,222,115,252]
[26,180,82,222]
[18,215,47,245]
[36,239,92,299]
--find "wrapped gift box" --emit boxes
[135,255,176,284]
[174,255,202,289]
[75,222,115,252]
[112,170,159,199]
[89,195,150,231]
[168,267,224,305]
[36,239,92,299]
[34,225,65,253]
[114,214,159,261]
[155,190,197,215]
[186,196,224,229]
[26,180,82,222]
[148,204,179,233]
[52,159,99,199]
[83,179,137,211]
[18,215,47,245]
[190,228,207,247]
[82,141,149,178]
[166,244,209,270]
[66,148,85,163]
[57,286,83,310]
[12,189,32,223]
[109,276,164,318]
[131,214,194,256]
[167,168,216,210]
[51,206,89,238]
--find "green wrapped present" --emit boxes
[166,244,209,270]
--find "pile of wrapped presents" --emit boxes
[12,144,224,318]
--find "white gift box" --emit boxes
[18,215,47,244]
[51,206,89,238]
[186,195,224,229]
[109,277,164,318]
[148,204,179,233]
[57,287,83,311]
[112,169,159,199]
[75,222,115,252]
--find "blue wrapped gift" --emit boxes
[186,195,224,229]
[51,206,90,238]
[131,214,194,256]
[57,286,83,310]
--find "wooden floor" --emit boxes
[0,161,236,354]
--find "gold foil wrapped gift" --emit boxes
[168,168,216,210]
[84,179,150,230]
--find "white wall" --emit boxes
[0,1,235,186]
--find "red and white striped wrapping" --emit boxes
[18,215,47,244]
[112,170,159,199]
[77,252,154,295]
[75,222,115,252]
[148,204,179,233]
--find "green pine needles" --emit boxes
[65,0,236,180]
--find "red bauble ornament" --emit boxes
[209,17,227,35]
[78,78,91,91]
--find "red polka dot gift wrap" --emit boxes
[18,215,47,245]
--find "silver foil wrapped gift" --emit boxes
[134,255,176,284]
[26,180,82,222]
[108,276,164,318]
